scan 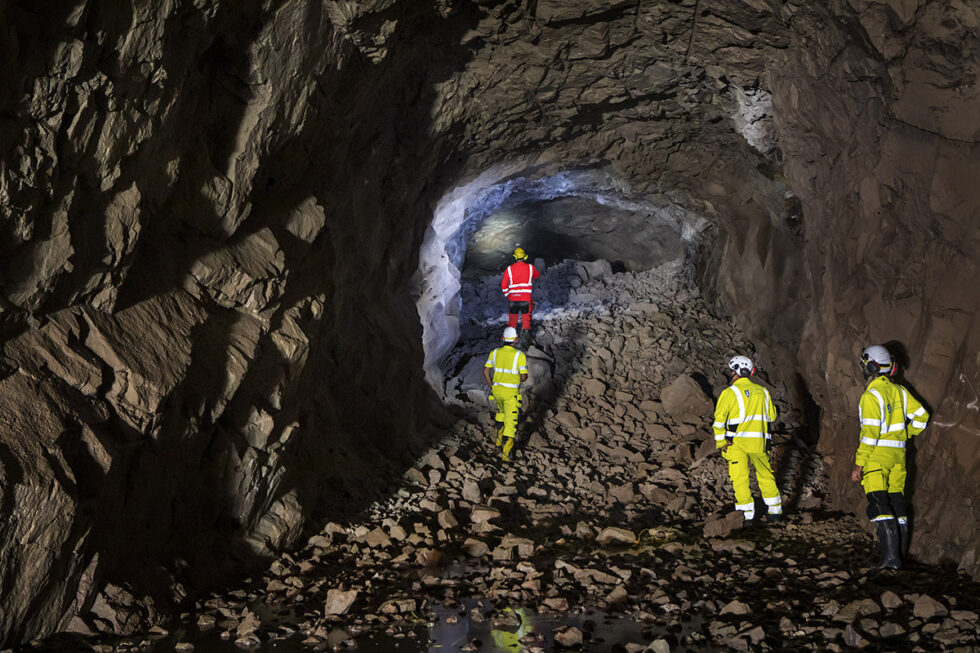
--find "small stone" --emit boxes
[646,639,670,653]
[462,479,482,503]
[324,589,358,615]
[582,378,606,397]
[913,594,948,619]
[843,624,868,648]
[438,509,458,529]
[703,511,744,538]
[404,468,427,484]
[834,599,880,623]
[720,600,751,616]
[420,451,445,470]
[175,643,194,652]
[415,548,442,567]
[742,625,765,643]
[365,527,391,548]
[605,586,628,605]
[470,506,501,524]
[880,591,902,610]
[543,597,568,611]
[596,527,635,546]
[554,626,583,647]
[463,538,489,557]
[389,524,408,541]
[879,622,905,637]
[236,610,260,637]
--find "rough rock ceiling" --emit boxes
[461,196,685,276]
[0,0,977,644]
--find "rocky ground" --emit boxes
[19,263,980,652]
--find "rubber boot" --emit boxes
[495,425,504,448]
[898,522,910,562]
[876,520,902,570]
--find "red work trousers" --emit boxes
[507,300,533,330]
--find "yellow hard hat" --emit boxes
[513,247,527,260]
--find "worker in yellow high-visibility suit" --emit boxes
[483,327,528,462]
[850,345,929,570]
[712,355,782,525]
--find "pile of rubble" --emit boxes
[33,262,980,652]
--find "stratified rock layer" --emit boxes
[0,0,977,644]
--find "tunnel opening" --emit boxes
[414,164,708,403]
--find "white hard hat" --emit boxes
[861,345,893,375]
[503,327,518,342]
[728,355,755,377]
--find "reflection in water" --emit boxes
[40,598,709,652]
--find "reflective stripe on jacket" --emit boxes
[712,377,777,454]
[485,346,527,391]
[855,376,929,466]
[501,261,540,301]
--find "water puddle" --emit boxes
[39,597,718,653]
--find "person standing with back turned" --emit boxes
[501,247,540,344]
[850,345,929,570]
[713,355,783,525]
[483,327,528,462]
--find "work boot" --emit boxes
[875,519,902,570]
[898,521,910,562]
[764,513,782,525]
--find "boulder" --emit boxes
[660,375,713,424]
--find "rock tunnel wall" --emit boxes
[0,0,977,643]
[0,0,472,641]
[768,2,980,574]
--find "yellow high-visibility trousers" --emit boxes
[492,388,521,460]
[722,445,781,519]
[860,461,907,494]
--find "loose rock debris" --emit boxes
[29,262,980,652]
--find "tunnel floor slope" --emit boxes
[35,266,980,652]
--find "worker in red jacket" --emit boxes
[501,247,540,333]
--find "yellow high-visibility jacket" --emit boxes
[485,346,527,393]
[856,375,929,466]
[713,377,777,454]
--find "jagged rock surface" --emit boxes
[46,267,980,652]
[0,0,977,644]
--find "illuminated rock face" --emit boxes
[0,0,977,643]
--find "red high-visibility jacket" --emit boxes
[501,261,539,301]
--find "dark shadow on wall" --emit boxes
[882,339,934,534]
[777,373,823,513]
[67,0,493,620]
